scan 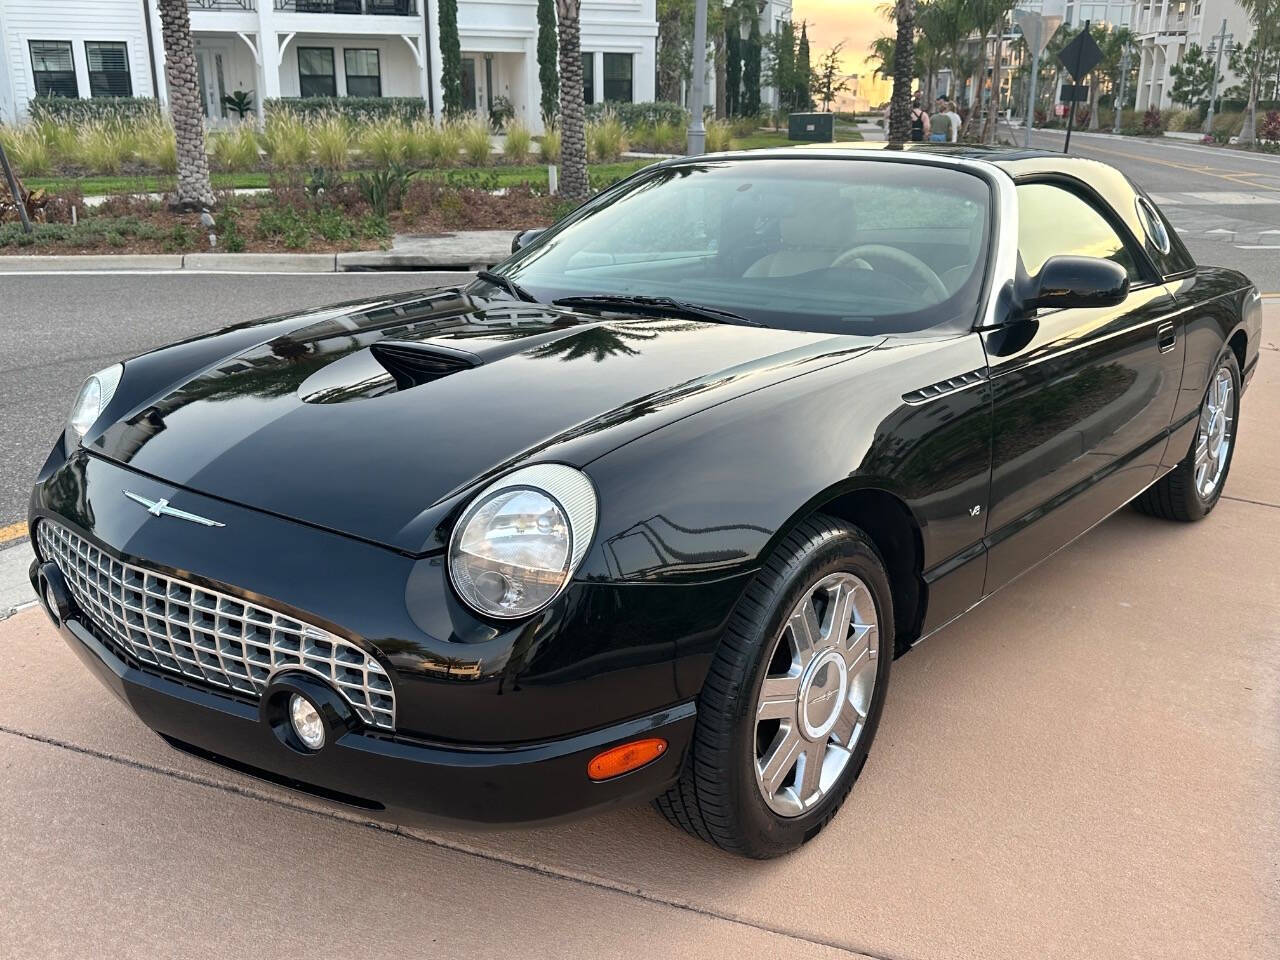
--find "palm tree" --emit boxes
[982,0,1020,143]
[927,0,973,105]
[157,0,214,209]
[1238,0,1280,145]
[888,0,916,143]
[868,35,896,84]
[555,0,589,202]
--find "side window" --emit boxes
[1016,183,1140,282]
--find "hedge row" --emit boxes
[28,96,161,123]
[264,97,428,123]
[585,101,689,129]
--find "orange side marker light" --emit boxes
[587,738,668,781]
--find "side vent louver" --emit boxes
[902,369,987,405]
[370,340,481,390]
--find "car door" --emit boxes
[982,178,1185,593]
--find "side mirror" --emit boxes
[511,228,547,254]
[1024,255,1130,311]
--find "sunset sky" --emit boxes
[794,0,891,103]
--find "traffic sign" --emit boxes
[1058,28,1103,80]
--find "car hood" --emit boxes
[93,288,876,553]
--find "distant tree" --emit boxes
[725,18,742,116]
[868,35,895,83]
[814,43,852,111]
[1237,0,1280,144]
[795,22,813,110]
[537,0,559,123]
[1169,43,1217,109]
[157,0,214,209]
[556,0,588,202]
[981,0,1019,143]
[765,20,798,111]
[888,0,915,142]
[743,14,763,116]
[656,0,692,102]
[438,0,463,116]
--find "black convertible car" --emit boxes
[29,145,1262,858]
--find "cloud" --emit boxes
[794,0,891,101]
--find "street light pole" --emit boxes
[687,0,708,156]
[1113,42,1131,135]
[1203,18,1232,134]
[1026,45,1040,148]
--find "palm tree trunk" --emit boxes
[556,0,589,202]
[158,0,214,209]
[984,19,1004,143]
[888,0,916,143]
[965,34,988,139]
[1088,70,1101,130]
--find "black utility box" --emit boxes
[788,112,834,142]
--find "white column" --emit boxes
[148,0,169,106]
[257,2,282,102]
[425,0,443,121]
[524,37,543,134]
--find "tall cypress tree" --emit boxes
[438,0,463,116]
[795,22,812,111]
[775,21,795,111]
[537,0,559,124]
[743,14,762,116]
[725,21,742,118]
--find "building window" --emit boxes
[603,52,633,103]
[86,42,132,97]
[581,52,594,105]
[298,47,337,98]
[344,49,381,97]
[29,41,77,98]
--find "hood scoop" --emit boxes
[371,340,481,390]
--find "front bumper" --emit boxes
[32,566,695,826]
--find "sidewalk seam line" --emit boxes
[0,723,903,960]
[1221,494,1280,510]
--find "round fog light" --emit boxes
[289,694,325,751]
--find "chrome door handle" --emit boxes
[1156,322,1176,353]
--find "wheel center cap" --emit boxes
[798,649,848,741]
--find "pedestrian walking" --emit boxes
[930,98,952,142]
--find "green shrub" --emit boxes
[262,111,310,168]
[587,110,627,161]
[1211,111,1244,139]
[705,120,733,153]
[208,122,261,171]
[358,116,409,166]
[310,114,352,170]
[729,115,759,137]
[586,101,687,130]
[459,115,493,166]
[503,120,533,164]
[540,124,561,164]
[28,96,160,124]
[35,118,79,160]
[357,163,416,217]
[1166,109,1200,132]
[265,97,426,124]
[76,119,135,174]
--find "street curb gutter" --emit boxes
[0,252,505,274]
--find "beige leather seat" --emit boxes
[744,196,857,278]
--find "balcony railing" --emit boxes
[274,0,418,13]
[189,0,256,9]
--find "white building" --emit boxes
[0,0,657,131]
[1131,0,1252,110]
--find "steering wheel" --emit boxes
[830,244,950,304]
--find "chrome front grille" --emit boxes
[37,521,395,730]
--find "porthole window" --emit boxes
[1136,196,1172,256]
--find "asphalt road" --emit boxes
[0,312,1274,956]
[0,273,444,533]
[1028,129,1280,291]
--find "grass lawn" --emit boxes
[729,127,864,151]
[26,160,654,197]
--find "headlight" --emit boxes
[449,464,597,619]
[68,363,124,441]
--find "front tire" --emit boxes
[1136,349,1241,522]
[655,515,893,858]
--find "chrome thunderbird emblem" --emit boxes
[123,490,225,528]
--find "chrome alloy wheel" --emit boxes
[753,571,879,817]
[1195,365,1234,500]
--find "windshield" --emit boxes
[499,158,991,335]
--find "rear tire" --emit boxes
[1135,349,1240,522]
[655,515,894,858]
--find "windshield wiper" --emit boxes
[553,295,762,327]
[475,269,538,303]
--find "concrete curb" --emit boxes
[0,250,504,274]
